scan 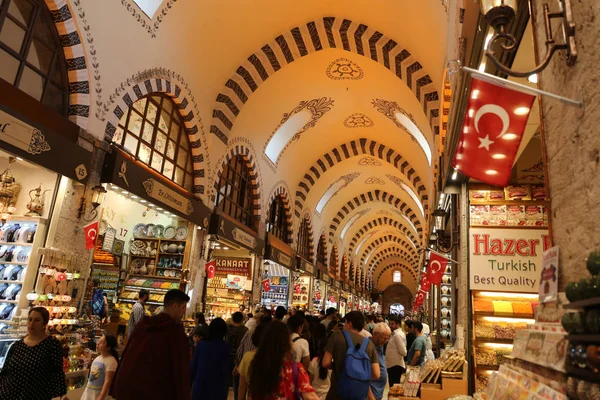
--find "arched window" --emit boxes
[316,234,326,265]
[215,155,256,231]
[393,270,402,283]
[112,95,193,191]
[267,195,289,243]
[296,217,312,262]
[0,0,69,115]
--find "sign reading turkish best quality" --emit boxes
[469,228,550,293]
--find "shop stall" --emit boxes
[262,233,295,310]
[293,256,314,311]
[313,261,329,313]
[327,279,340,312]
[205,211,263,320]
[99,148,211,336]
[340,282,351,316]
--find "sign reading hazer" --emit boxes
[469,228,550,293]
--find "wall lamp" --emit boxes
[78,185,107,221]
[481,0,577,77]
[432,208,459,253]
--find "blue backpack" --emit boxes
[91,289,105,318]
[337,331,372,400]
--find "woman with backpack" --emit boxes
[248,321,318,399]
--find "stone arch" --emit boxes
[359,234,418,263]
[348,216,420,254]
[104,77,208,195]
[212,144,262,219]
[365,246,416,269]
[329,244,339,278]
[316,231,328,265]
[267,182,294,243]
[340,254,349,281]
[375,263,418,285]
[328,190,423,243]
[210,17,440,144]
[294,138,428,217]
[43,0,90,128]
[296,210,315,262]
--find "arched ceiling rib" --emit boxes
[360,236,418,265]
[209,16,441,145]
[347,216,421,254]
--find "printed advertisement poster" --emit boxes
[225,274,247,290]
[469,228,550,293]
[539,246,559,303]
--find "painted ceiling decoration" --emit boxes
[371,98,432,165]
[348,217,420,254]
[326,57,364,80]
[121,0,178,37]
[358,156,382,166]
[328,190,424,243]
[365,176,385,185]
[344,113,374,128]
[294,138,429,218]
[209,16,440,144]
[316,172,361,214]
[263,97,335,168]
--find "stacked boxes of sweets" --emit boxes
[469,185,547,227]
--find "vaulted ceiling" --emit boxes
[64,0,461,294]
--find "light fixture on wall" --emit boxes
[432,208,459,253]
[78,185,107,221]
[480,0,577,77]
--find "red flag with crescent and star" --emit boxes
[84,221,99,250]
[426,251,450,286]
[205,260,216,279]
[419,273,432,292]
[452,77,536,186]
[413,290,426,311]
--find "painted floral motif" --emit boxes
[358,156,382,167]
[28,130,51,155]
[365,177,385,185]
[344,113,374,128]
[326,58,364,80]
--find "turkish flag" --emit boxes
[84,221,98,250]
[420,273,431,292]
[426,252,450,286]
[205,260,216,279]
[262,279,271,293]
[413,290,426,310]
[452,77,536,186]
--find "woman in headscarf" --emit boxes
[421,323,435,361]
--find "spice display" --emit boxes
[476,374,489,392]
[495,348,512,364]
[475,323,495,338]
[512,301,533,316]
[494,324,516,339]
[492,300,513,314]
[476,348,497,366]
[474,299,494,313]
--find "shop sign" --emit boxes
[208,213,264,254]
[264,233,295,269]
[341,282,348,291]
[334,280,341,289]
[143,178,194,215]
[469,228,550,293]
[296,256,315,275]
[322,274,331,284]
[214,257,252,277]
[0,102,91,183]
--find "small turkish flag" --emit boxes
[84,221,98,250]
[452,77,536,186]
[420,273,431,292]
[205,260,216,279]
[413,290,426,310]
[262,279,271,293]
[426,252,450,286]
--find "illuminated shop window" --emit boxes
[214,155,257,231]
[0,0,69,115]
[112,95,194,192]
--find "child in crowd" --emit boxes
[81,335,119,400]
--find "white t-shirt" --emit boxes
[291,333,310,362]
[360,329,372,338]
[81,355,118,400]
[308,357,332,400]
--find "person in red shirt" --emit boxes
[248,321,318,400]
[111,289,191,400]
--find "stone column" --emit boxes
[531,1,600,288]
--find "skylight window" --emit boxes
[341,213,362,239]
[356,232,375,256]
[400,181,424,216]
[265,111,312,163]
[393,270,402,283]
[395,112,432,165]
[133,0,163,18]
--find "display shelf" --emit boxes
[566,365,600,383]
[92,263,116,267]
[128,274,180,280]
[0,280,23,284]
[474,311,534,319]
[7,215,46,222]
[567,334,600,343]
[130,255,155,259]
[0,300,19,304]
[0,242,33,246]
[475,338,515,345]
[0,261,28,265]
[476,365,499,372]
[563,297,600,310]
[159,239,187,243]
[158,252,184,256]
[119,298,163,306]
[155,267,182,271]
[132,237,160,241]
[124,285,170,293]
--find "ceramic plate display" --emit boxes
[133,224,147,238]
[175,226,188,240]
[145,224,155,238]
[152,225,164,238]
[163,226,176,239]
[279,277,288,286]
[160,242,169,253]
[131,259,144,270]
[130,240,146,255]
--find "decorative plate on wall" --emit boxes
[163,226,176,239]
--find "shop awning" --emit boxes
[209,211,265,254]
[265,233,296,270]
[0,79,92,184]
[264,261,289,277]
[102,147,211,227]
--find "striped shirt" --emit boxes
[127,301,145,338]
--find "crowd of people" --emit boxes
[0,290,433,400]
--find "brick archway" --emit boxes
[348,216,420,254]
[267,182,293,244]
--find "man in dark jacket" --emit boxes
[111,289,191,400]
[228,311,248,400]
